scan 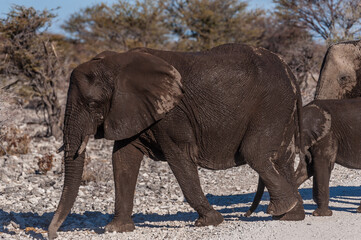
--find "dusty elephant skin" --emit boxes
[315,40,361,100]
[48,43,305,239]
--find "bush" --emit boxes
[37,154,54,174]
[0,6,67,139]
[0,126,31,156]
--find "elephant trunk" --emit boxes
[48,153,85,239]
[48,105,90,239]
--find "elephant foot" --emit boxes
[105,218,135,232]
[312,207,332,216]
[195,209,223,227]
[267,194,298,216]
[48,224,59,240]
[48,230,58,240]
[272,200,305,221]
[244,210,253,217]
[357,205,361,213]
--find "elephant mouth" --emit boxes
[77,135,90,155]
[56,135,90,156]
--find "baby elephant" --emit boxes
[296,98,361,216]
[246,98,361,217]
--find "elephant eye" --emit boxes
[338,75,352,85]
[88,101,98,108]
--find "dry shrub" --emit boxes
[1,6,67,139]
[37,154,54,174]
[0,126,31,156]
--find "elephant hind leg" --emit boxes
[155,132,223,226]
[166,144,223,226]
[272,200,305,220]
[240,129,304,219]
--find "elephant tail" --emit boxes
[294,88,313,187]
[295,85,305,158]
[244,176,265,217]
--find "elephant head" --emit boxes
[294,103,332,186]
[48,50,183,238]
[315,40,361,99]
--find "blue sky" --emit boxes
[1,0,275,35]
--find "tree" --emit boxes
[261,16,323,81]
[258,14,325,101]
[63,0,170,53]
[274,0,361,44]
[166,0,266,51]
[0,6,66,139]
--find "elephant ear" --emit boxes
[103,52,183,140]
[302,103,331,149]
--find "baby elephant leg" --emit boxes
[311,137,337,216]
[357,203,361,213]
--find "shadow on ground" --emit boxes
[1,186,360,238]
[299,185,361,213]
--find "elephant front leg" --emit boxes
[312,161,333,216]
[311,142,336,217]
[105,140,143,232]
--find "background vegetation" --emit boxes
[1,0,360,143]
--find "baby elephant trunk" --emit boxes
[295,150,314,187]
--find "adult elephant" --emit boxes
[48,43,305,239]
[315,40,361,99]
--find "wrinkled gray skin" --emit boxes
[246,98,361,217]
[315,40,361,99]
[48,44,305,239]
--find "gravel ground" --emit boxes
[1,133,361,240]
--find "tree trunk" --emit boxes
[43,94,63,140]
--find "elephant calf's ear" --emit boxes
[104,52,183,140]
[302,104,331,148]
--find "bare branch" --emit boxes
[275,0,361,43]
[0,5,65,139]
